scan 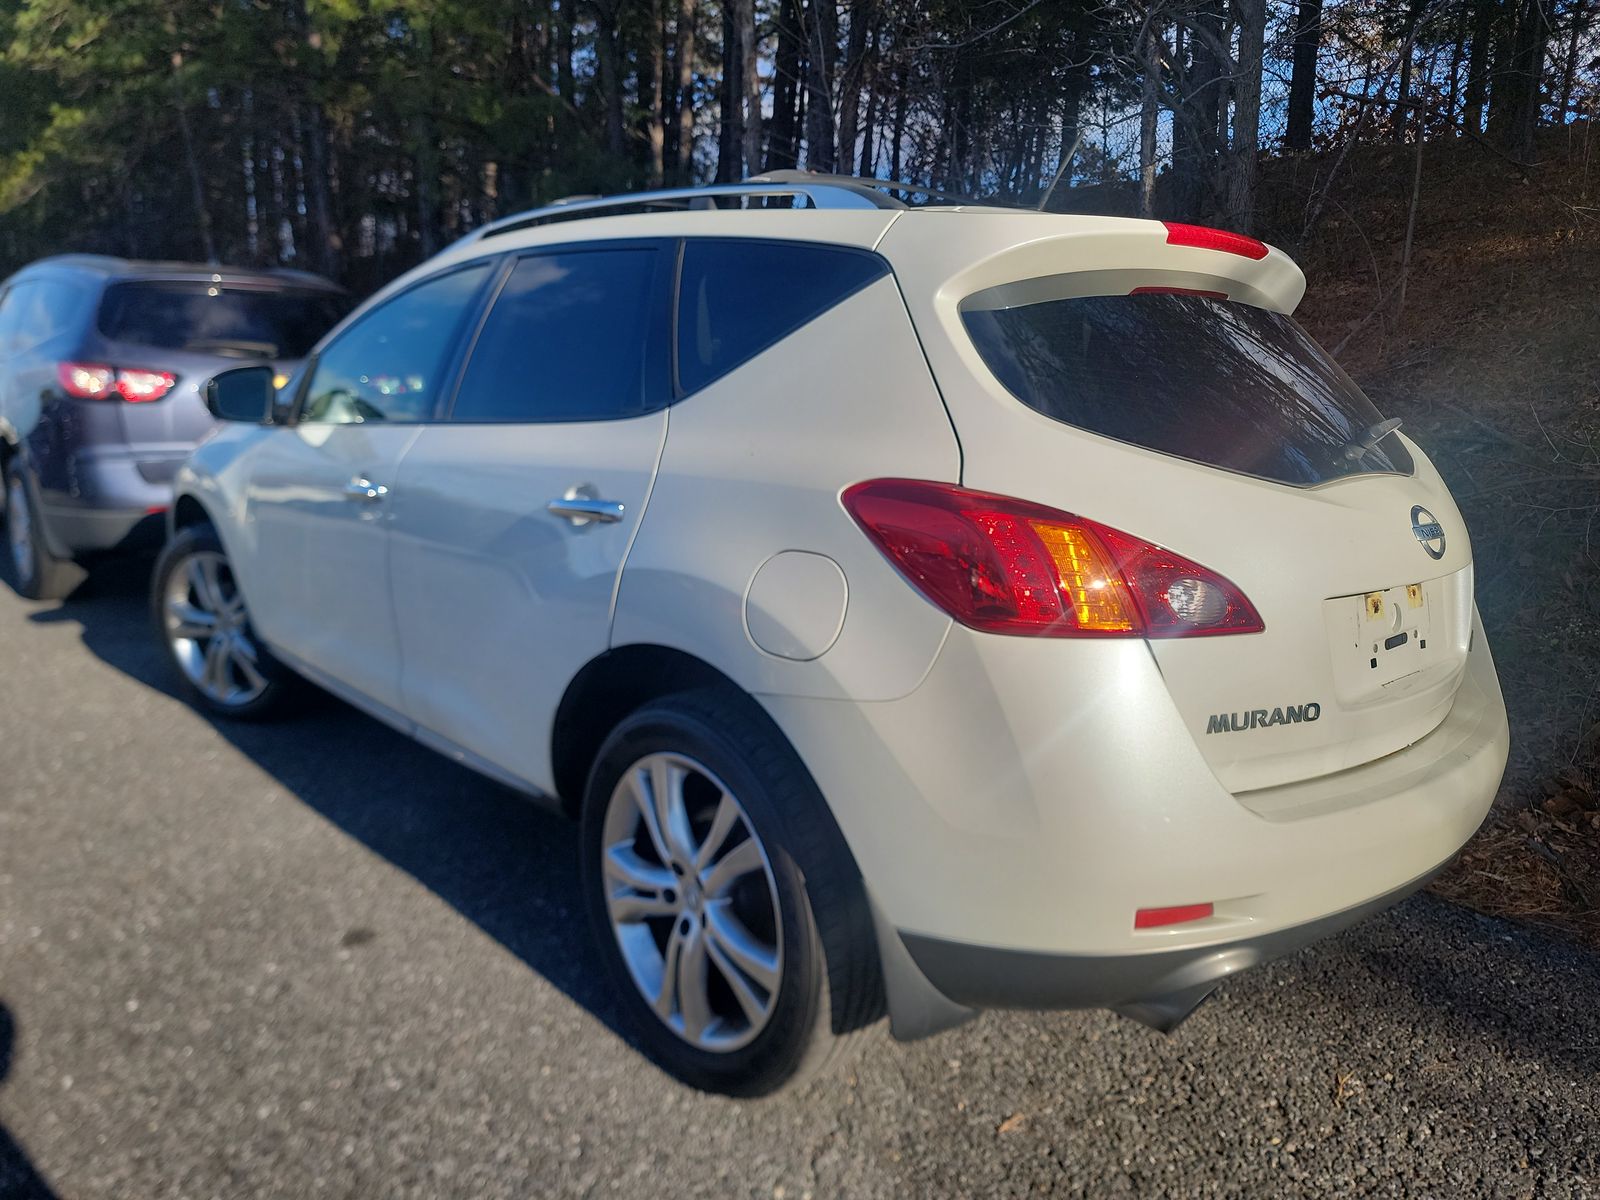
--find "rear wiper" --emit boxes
[1343,417,1403,461]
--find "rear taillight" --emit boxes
[841,479,1263,639]
[57,362,177,402]
[1161,221,1268,260]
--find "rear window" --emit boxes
[961,291,1413,487]
[97,281,347,359]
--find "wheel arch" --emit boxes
[551,644,746,816]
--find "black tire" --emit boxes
[3,456,83,601]
[151,522,299,720]
[580,689,883,1097]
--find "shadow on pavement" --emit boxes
[22,553,637,1051]
[0,1004,60,1200]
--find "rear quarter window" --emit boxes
[961,291,1412,487]
[676,239,888,394]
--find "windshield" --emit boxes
[98,281,348,360]
[961,291,1413,487]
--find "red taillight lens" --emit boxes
[1135,902,1214,929]
[56,363,176,402]
[57,362,116,399]
[1161,221,1268,260]
[115,368,177,402]
[841,479,1263,639]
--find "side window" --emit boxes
[676,239,889,394]
[450,247,664,423]
[300,264,490,425]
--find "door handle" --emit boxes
[344,478,389,502]
[546,496,625,525]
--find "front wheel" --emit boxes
[580,690,882,1096]
[151,523,297,720]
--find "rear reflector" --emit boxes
[1161,222,1268,260]
[841,479,1263,638]
[1135,903,1214,930]
[57,362,177,402]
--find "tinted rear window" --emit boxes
[97,281,347,359]
[961,292,1412,486]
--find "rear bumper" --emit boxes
[38,501,165,555]
[761,609,1507,1032]
[35,450,185,556]
[884,860,1441,1037]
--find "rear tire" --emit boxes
[151,523,298,720]
[580,689,882,1096]
[4,457,82,601]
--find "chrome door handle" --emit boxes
[546,497,624,525]
[344,478,389,502]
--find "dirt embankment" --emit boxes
[1262,126,1600,945]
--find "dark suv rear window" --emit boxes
[961,291,1412,487]
[97,281,347,359]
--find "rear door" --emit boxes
[904,238,1474,794]
[244,263,493,714]
[387,241,672,792]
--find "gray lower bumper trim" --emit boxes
[897,861,1447,1016]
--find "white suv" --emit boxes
[154,175,1509,1096]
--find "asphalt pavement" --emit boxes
[1,553,1597,1199]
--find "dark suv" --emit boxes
[0,255,346,597]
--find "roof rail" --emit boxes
[465,178,905,244]
[748,170,1010,209]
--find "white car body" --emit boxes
[169,178,1507,1053]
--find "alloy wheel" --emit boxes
[162,550,270,708]
[600,752,783,1053]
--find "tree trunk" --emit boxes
[674,0,697,176]
[803,0,838,171]
[170,53,217,263]
[767,0,803,169]
[1222,0,1260,232]
[1394,0,1425,140]
[835,0,873,174]
[1557,1,1592,120]
[595,2,626,156]
[647,0,667,185]
[1286,0,1322,150]
[1462,0,1498,132]
[717,1,743,181]
[1140,23,1160,216]
[736,0,762,175]
[857,21,882,177]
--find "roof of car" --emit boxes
[11,255,344,292]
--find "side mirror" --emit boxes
[205,365,277,423]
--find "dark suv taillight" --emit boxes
[841,478,1264,638]
[57,362,177,403]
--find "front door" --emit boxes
[245,262,493,714]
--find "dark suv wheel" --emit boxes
[3,456,81,601]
